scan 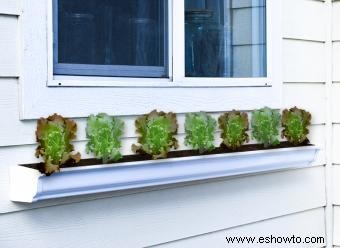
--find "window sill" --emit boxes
[50,75,271,88]
[10,145,318,203]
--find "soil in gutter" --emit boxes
[22,141,312,172]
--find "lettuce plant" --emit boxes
[218,111,249,150]
[35,114,81,175]
[86,113,124,163]
[282,107,311,145]
[251,107,281,148]
[132,110,179,159]
[184,112,217,153]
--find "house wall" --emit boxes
[0,0,330,247]
[332,0,340,247]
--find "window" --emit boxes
[54,0,168,78]
[53,0,267,80]
[20,0,282,119]
[185,0,266,78]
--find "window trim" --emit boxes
[19,0,282,120]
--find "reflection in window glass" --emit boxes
[185,0,266,78]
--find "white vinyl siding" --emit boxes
[155,208,326,248]
[332,0,340,247]
[0,0,332,247]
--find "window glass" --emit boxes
[185,0,266,77]
[54,0,168,77]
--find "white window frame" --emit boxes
[19,0,282,120]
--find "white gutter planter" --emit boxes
[10,145,318,203]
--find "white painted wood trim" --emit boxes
[10,145,318,203]
[332,165,340,205]
[51,76,272,88]
[171,0,184,83]
[0,2,21,16]
[19,0,282,119]
[333,206,340,246]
